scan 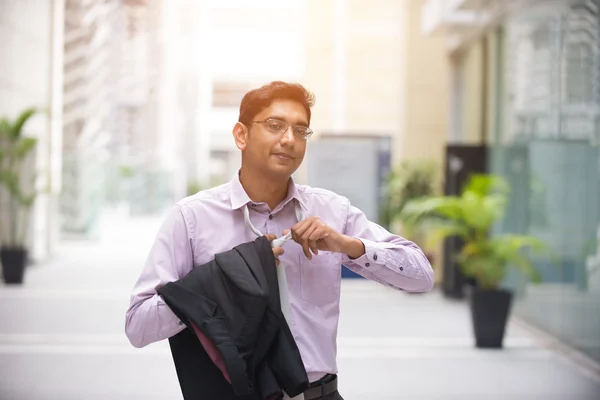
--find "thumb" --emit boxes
[264,233,276,241]
[283,229,290,235]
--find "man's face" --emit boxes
[237,99,309,179]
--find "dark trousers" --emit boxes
[320,390,343,400]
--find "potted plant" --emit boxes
[380,160,437,261]
[0,108,40,284]
[400,174,547,348]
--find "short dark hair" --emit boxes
[238,81,315,126]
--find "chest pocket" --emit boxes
[298,253,342,307]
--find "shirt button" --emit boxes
[399,266,404,271]
[365,263,370,267]
[269,214,273,220]
[373,253,378,261]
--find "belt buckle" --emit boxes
[318,379,326,398]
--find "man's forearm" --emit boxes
[125,293,184,348]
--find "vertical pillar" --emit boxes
[46,0,65,258]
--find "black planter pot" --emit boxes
[0,247,28,284]
[470,288,513,349]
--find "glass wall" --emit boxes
[491,0,600,362]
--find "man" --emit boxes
[125,81,434,400]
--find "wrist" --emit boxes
[341,235,366,259]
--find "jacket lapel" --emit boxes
[231,237,271,292]
[215,247,267,298]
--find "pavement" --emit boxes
[1,210,600,400]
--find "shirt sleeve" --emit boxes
[125,205,194,348]
[341,201,434,292]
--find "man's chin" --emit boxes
[267,163,298,179]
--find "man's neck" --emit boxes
[239,167,290,211]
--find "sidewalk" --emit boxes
[1,213,599,399]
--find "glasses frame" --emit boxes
[252,118,313,140]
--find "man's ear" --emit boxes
[233,122,248,151]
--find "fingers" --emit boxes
[292,221,313,259]
[309,228,329,251]
[308,227,329,241]
[272,246,284,267]
[272,247,284,258]
[264,233,277,242]
[287,217,335,259]
[291,218,327,260]
[290,220,309,241]
[304,224,320,257]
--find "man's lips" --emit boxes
[273,153,295,160]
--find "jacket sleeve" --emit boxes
[266,323,310,398]
[125,205,194,348]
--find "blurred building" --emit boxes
[0,0,173,262]
[108,0,170,215]
[422,0,600,363]
[304,0,449,165]
[171,0,450,200]
[164,0,307,192]
[0,0,448,267]
[301,0,449,276]
[0,0,64,262]
[62,0,170,232]
[61,0,117,235]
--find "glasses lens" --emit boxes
[266,120,287,133]
[294,126,312,139]
[293,127,312,139]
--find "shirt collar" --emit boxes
[230,170,307,211]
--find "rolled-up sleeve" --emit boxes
[125,205,194,348]
[341,202,434,292]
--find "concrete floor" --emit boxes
[1,212,599,400]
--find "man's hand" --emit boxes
[284,217,365,260]
[265,233,284,266]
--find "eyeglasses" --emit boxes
[253,119,313,140]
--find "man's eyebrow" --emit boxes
[267,115,309,127]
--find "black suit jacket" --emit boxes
[157,236,309,400]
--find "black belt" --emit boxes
[303,374,338,400]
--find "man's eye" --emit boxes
[293,127,308,136]
[268,121,285,131]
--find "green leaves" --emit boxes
[9,108,37,140]
[462,191,507,232]
[400,196,461,225]
[0,118,11,136]
[0,107,40,246]
[464,173,510,197]
[400,173,548,289]
[14,137,38,158]
[381,160,437,226]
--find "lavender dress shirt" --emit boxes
[125,172,434,383]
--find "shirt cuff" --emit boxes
[343,238,389,273]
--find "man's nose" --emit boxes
[280,126,296,145]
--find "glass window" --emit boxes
[492,0,600,363]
